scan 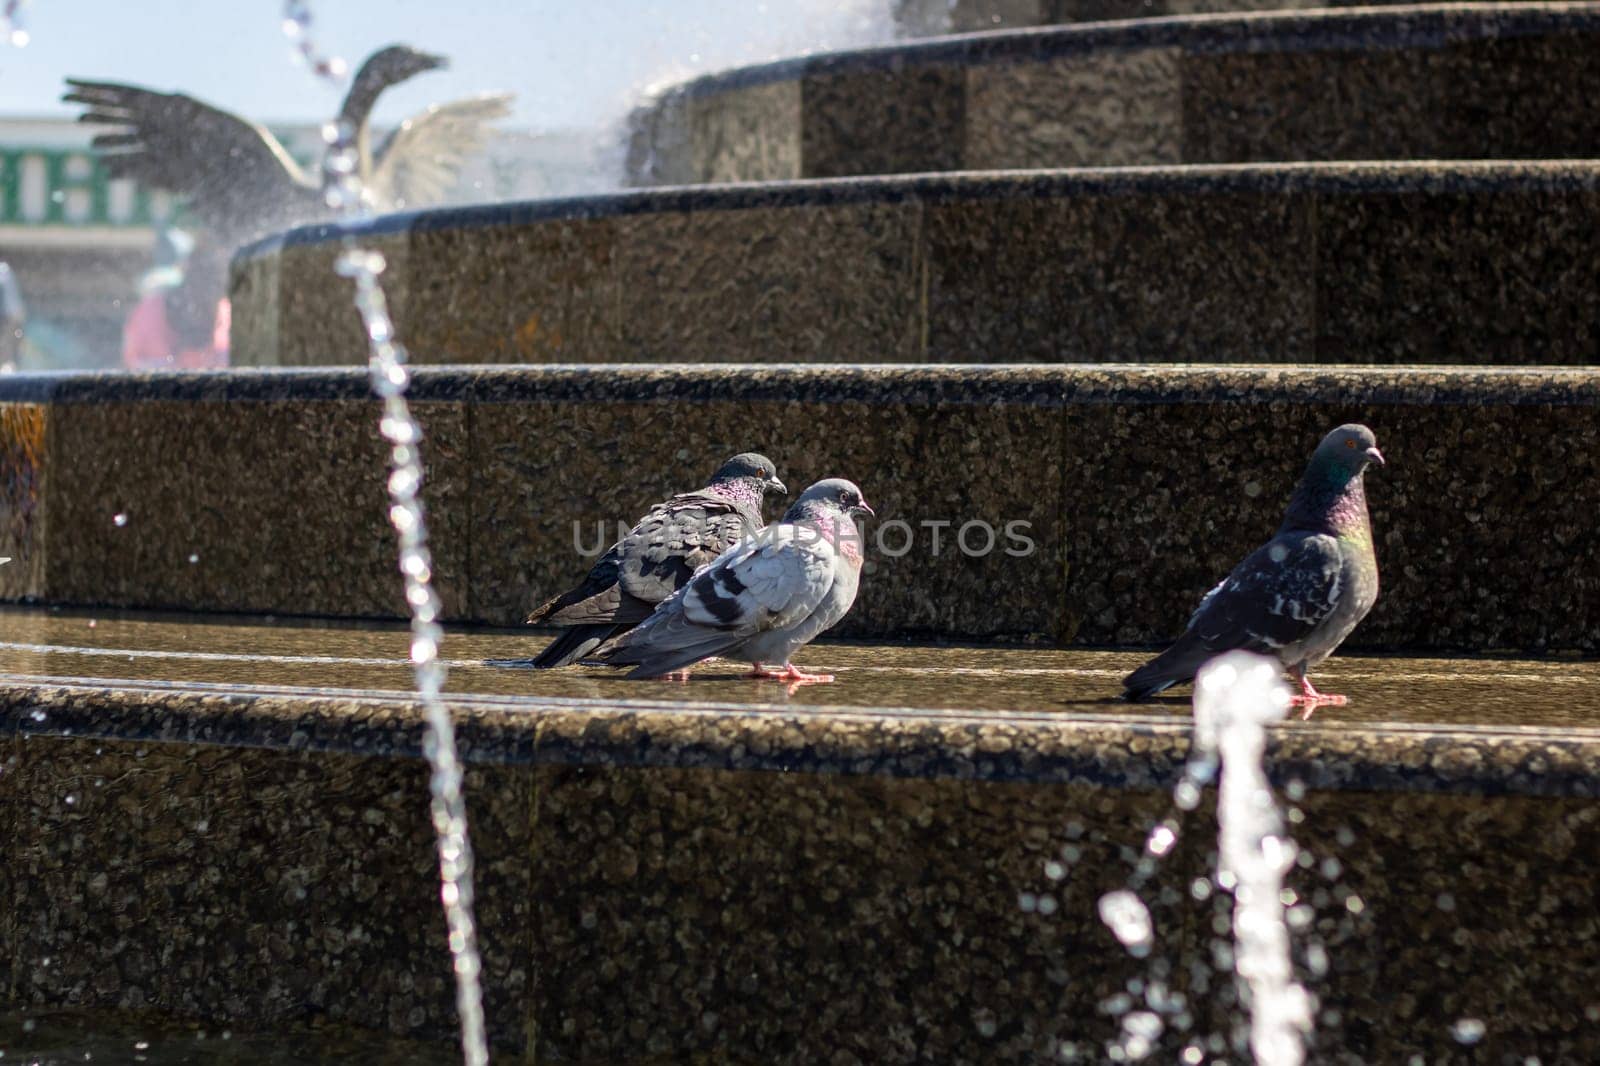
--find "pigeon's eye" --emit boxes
[1345,439,1358,449]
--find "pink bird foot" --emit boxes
[654,669,692,682]
[756,662,837,694]
[1289,675,1347,720]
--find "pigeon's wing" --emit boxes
[1190,532,1345,654]
[674,526,837,635]
[615,496,752,605]
[368,92,513,210]
[598,525,838,675]
[525,544,623,622]
[63,79,314,235]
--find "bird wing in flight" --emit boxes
[368,92,513,209]
[63,78,316,239]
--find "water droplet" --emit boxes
[187,554,199,565]
[1449,1017,1486,1045]
[1145,822,1178,857]
[1098,890,1153,957]
[113,512,128,527]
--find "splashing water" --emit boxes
[1194,652,1315,1066]
[1089,651,1315,1063]
[282,7,488,1066]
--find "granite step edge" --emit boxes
[3,675,1595,798]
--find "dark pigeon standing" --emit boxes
[524,453,786,668]
[1121,424,1384,717]
[597,478,873,686]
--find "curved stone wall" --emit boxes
[892,0,1563,37]
[5,365,1599,650]
[233,162,1600,367]
[631,4,1600,184]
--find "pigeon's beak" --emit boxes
[767,477,788,495]
[1365,446,1385,466]
[854,500,875,518]
[418,50,448,72]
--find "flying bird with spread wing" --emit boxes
[64,44,513,249]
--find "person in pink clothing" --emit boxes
[122,228,230,370]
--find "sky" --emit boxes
[0,0,895,132]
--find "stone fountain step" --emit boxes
[1,613,1597,1060]
[232,162,1600,367]
[3,365,1597,651]
[630,3,1600,185]
[896,0,1569,36]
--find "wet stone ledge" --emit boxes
[635,4,1600,183]
[0,678,1597,1061]
[3,364,1600,652]
[232,162,1600,366]
[892,0,1565,37]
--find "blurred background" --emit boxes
[0,0,900,370]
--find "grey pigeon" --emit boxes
[596,478,873,683]
[1121,424,1384,717]
[524,453,786,668]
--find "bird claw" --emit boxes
[1290,679,1347,720]
[752,663,835,690]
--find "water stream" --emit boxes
[280,5,489,1064]
[1093,651,1314,1064]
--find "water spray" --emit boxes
[281,6,489,1064]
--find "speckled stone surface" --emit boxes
[629,5,1600,182]
[608,201,925,361]
[964,45,1182,170]
[0,403,47,601]
[800,62,967,179]
[466,366,1064,640]
[41,394,469,619]
[690,79,802,184]
[3,730,536,1047]
[233,229,409,369]
[233,162,1600,366]
[899,0,1558,35]
[402,215,621,365]
[1,678,1597,1060]
[4,365,1600,649]
[1056,370,1600,652]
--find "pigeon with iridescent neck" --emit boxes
[524,453,786,668]
[1122,424,1384,717]
[596,478,873,685]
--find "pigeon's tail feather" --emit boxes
[621,635,745,679]
[598,613,747,678]
[531,624,626,669]
[1120,636,1213,702]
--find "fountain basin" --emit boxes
[230,163,1600,366]
[630,3,1600,184]
[4,366,1599,651]
[893,0,1569,37]
[2,608,1596,1061]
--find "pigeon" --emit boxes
[1121,424,1384,717]
[595,478,873,684]
[524,453,786,668]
